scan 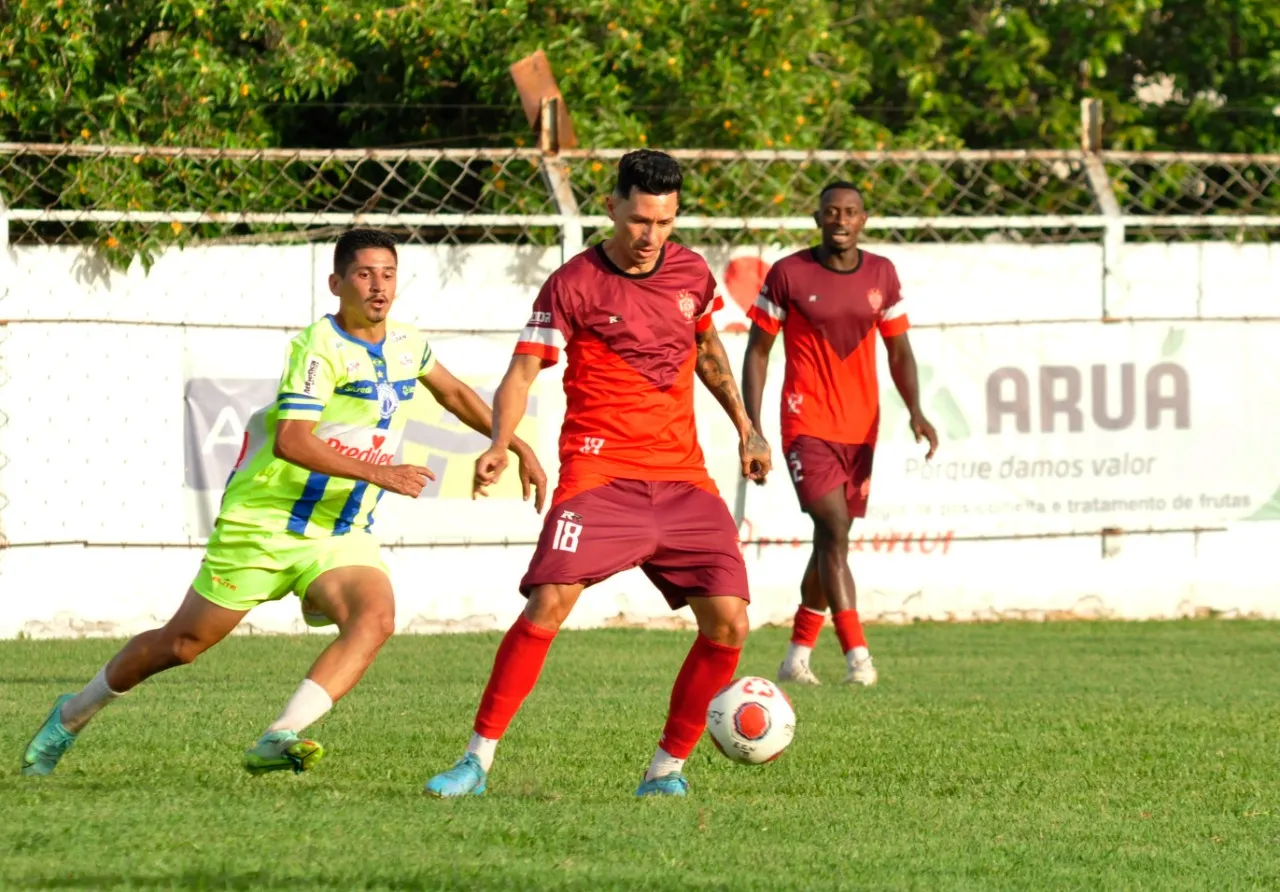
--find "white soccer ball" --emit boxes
[706,675,796,764]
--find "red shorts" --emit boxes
[520,479,751,609]
[784,436,875,519]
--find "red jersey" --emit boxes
[747,248,909,447]
[515,242,724,506]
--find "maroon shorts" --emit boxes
[785,436,875,519]
[520,479,750,609]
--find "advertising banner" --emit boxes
[741,321,1280,539]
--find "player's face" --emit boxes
[816,189,867,252]
[606,188,679,271]
[329,247,398,325]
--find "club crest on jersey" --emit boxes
[867,288,884,313]
[676,290,697,321]
[786,393,804,414]
[376,381,400,419]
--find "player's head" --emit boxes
[329,228,399,325]
[604,150,683,271]
[815,180,867,253]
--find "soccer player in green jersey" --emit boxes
[21,228,547,778]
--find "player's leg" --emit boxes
[424,582,584,796]
[424,482,654,798]
[807,444,877,685]
[22,588,246,776]
[779,436,854,686]
[636,482,750,797]
[243,536,393,775]
[778,552,826,685]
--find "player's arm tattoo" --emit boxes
[696,325,761,445]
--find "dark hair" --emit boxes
[614,149,683,198]
[334,228,398,275]
[819,180,864,205]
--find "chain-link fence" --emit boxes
[2,144,1278,267]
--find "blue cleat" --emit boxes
[424,753,487,798]
[635,772,689,798]
[21,694,78,777]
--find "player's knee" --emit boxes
[524,585,575,631]
[349,603,396,642]
[813,516,852,551]
[169,632,211,666]
[698,603,750,648]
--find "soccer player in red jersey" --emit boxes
[742,182,938,687]
[423,150,772,799]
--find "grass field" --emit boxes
[3,621,1279,891]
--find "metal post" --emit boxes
[0,193,9,549]
[1080,98,1125,319]
[539,97,584,264]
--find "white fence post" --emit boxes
[539,97,584,264]
[1080,99,1126,319]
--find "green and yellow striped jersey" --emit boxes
[218,314,436,538]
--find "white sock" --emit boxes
[466,732,499,772]
[784,643,814,667]
[645,746,685,781]
[60,667,123,733]
[848,645,871,666]
[266,678,333,735]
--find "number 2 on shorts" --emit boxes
[787,451,804,483]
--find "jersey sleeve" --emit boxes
[418,335,437,377]
[746,263,787,335]
[695,268,723,334]
[514,275,575,367]
[878,262,910,338]
[276,336,336,421]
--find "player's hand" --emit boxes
[910,412,939,461]
[472,445,510,500]
[740,429,772,484]
[515,446,548,514]
[375,464,435,497]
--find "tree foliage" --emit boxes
[3,0,1278,152]
[1,0,1277,262]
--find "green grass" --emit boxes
[3,622,1279,891]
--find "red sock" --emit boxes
[790,606,825,648]
[658,634,742,759]
[473,615,558,739]
[833,609,868,653]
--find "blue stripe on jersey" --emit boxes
[278,392,324,404]
[287,471,331,534]
[278,401,323,412]
[333,379,417,400]
[334,414,394,534]
[364,488,388,531]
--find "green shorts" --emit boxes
[192,520,389,614]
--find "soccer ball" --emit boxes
[706,676,796,764]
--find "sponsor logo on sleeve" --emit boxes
[302,355,323,395]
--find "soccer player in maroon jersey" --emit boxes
[423,150,772,799]
[742,182,938,687]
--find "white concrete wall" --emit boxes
[1,240,1277,637]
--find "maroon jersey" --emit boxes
[515,242,724,506]
[748,248,909,447]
